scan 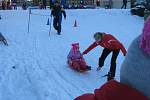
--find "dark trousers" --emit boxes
[43,4,46,9]
[99,48,120,77]
[53,18,61,34]
[13,5,17,10]
[121,3,127,9]
[2,6,5,10]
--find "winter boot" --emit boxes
[87,66,91,70]
[57,32,61,35]
[107,72,114,81]
[57,29,61,35]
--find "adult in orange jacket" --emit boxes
[83,32,126,80]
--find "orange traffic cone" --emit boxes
[74,20,77,27]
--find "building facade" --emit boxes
[0,0,132,9]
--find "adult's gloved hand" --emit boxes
[82,53,84,56]
[82,51,87,55]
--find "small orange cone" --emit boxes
[74,20,77,27]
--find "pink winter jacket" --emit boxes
[67,49,83,60]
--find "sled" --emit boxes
[67,59,91,72]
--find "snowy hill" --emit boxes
[0,9,144,100]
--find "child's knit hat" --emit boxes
[120,16,150,99]
[72,43,79,50]
[140,16,150,56]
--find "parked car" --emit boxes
[131,0,150,17]
[131,5,145,17]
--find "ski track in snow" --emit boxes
[0,9,144,100]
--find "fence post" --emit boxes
[28,8,31,33]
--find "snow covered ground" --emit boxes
[0,9,144,100]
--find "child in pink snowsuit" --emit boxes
[67,43,91,71]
